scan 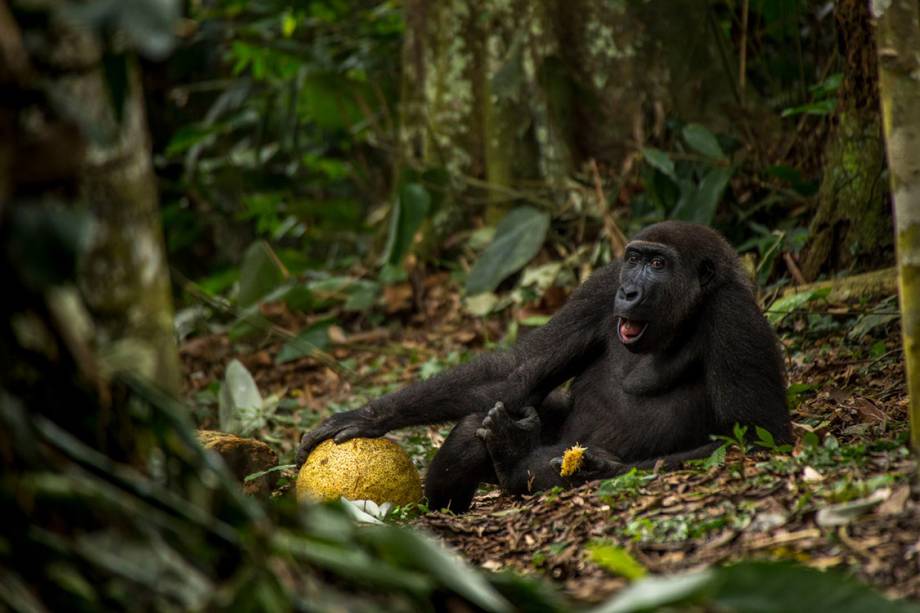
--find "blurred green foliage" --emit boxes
[158,0,404,280]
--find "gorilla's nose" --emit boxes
[617,285,643,308]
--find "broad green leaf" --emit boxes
[641,147,676,180]
[682,123,725,160]
[593,561,917,613]
[360,527,511,613]
[712,562,917,613]
[465,206,550,295]
[592,569,714,613]
[275,323,331,365]
[587,543,647,580]
[671,167,732,225]
[848,296,899,340]
[238,241,287,308]
[383,183,431,267]
[765,287,831,325]
[218,360,264,435]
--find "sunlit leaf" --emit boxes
[587,543,647,580]
[218,360,264,435]
[466,207,550,295]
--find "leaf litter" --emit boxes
[179,278,918,604]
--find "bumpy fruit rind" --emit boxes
[296,438,422,506]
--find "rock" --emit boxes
[197,430,278,497]
[296,438,422,506]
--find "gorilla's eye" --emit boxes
[650,256,666,270]
[627,253,640,265]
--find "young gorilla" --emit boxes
[297,221,791,512]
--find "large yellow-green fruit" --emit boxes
[296,438,423,506]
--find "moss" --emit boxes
[802,110,892,279]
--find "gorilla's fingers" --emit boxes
[333,426,363,444]
[475,427,492,441]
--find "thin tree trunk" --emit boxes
[874,0,920,448]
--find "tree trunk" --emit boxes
[9,7,182,393]
[874,0,920,449]
[399,0,734,224]
[801,0,893,280]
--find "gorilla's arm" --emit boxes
[296,265,620,464]
[703,285,791,443]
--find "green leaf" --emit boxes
[593,569,715,613]
[465,207,550,295]
[781,99,837,118]
[218,360,264,436]
[848,296,899,340]
[383,183,431,267]
[238,241,287,308]
[587,543,647,580]
[275,323,331,365]
[671,166,732,225]
[360,528,511,613]
[754,426,775,448]
[765,288,831,325]
[594,561,917,613]
[344,280,380,312]
[681,124,725,160]
[641,147,676,180]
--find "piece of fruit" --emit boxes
[296,438,423,506]
[559,444,586,477]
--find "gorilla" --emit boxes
[297,221,791,512]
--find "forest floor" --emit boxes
[180,273,918,604]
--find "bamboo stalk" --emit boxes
[874,0,920,449]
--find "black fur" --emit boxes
[297,221,790,512]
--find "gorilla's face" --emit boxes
[614,240,699,353]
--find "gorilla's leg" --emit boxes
[424,413,495,513]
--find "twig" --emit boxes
[783,252,806,286]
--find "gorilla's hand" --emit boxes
[550,448,626,480]
[296,406,388,466]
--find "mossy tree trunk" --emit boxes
[874,0,920,449]
[801,0,893,280]
[4,5,181,394]
[399,0,734,225]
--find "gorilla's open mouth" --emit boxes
[617,318,648,344]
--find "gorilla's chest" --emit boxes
[563,344,711,455]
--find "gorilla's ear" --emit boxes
[699,258,716,287]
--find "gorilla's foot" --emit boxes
[475,402,541,489]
